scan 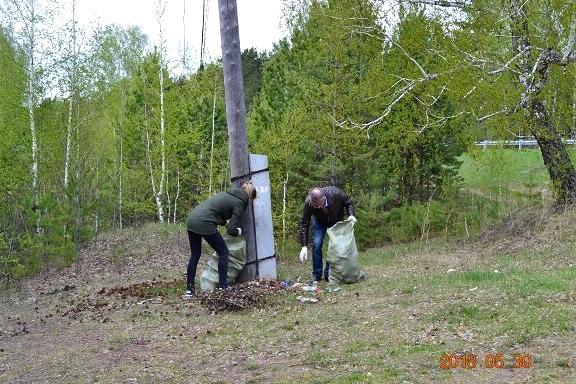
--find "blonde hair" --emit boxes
[241,181,257,202]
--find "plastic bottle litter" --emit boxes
[289,282,303,290]
[297,280,321,304]
[324,286,341,293]
[302,281,320,292]
[297,295,319,304]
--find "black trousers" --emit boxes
[187,230,229,291]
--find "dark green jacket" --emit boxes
[186,188,249,236]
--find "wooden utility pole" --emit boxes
[218,0,257,281]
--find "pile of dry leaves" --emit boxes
[196,279,285,312]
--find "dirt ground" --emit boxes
[0,226,304,383]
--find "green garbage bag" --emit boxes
[327,219,366,284]
[200,235,246,292]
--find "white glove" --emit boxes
[299,246,308,263]
[349,215,357,223]
[237,227,242,236]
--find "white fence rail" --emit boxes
[475,139,576,149]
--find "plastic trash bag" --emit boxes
[200,235,246,292]
[326,219,366,284]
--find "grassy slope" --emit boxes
[2,214,576,383]
[2,150,576,383]
[458,148,576,201]
[459,149,551,189]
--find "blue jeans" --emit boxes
[311,217,330,281]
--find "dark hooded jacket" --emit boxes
[299,186,355,245]
[186,188,249,236]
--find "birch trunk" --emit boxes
[24,0,40,235]
[118,90,125,229]
[64,0,76,191]
[572,82,576,141]
[64,97,73,189]
[111,88,125,229]
[509,0,576,204]
[173,166,180,223]
[74,96,82,248]
[166,171,171,223]
[209,81,217,195]
[282,171,288,258]
[529,98,576,203]
[153,0,166,223]
[144,102,164,222]
[157,53,166,222]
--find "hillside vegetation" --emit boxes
[2,205,576,383]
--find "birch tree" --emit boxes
[4,0,40,232]
[394,0,576,204]
[509,1,576,203]
[208,77,217,195]
[147,0,167,223]
[90,25,147,228]
[63,0,77,192]
[1,0,56,233]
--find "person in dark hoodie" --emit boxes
[299,186,356,282]
[183,181,257,298]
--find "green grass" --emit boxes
[5,191,576,383]
[352,148,569,247]
[282,238,576,381]
[6,239,576,383]
[460,148,549,188]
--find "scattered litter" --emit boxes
[136,298,160,305]
[493,269,500,273]
[277,279,305,291]
[289,282,303,290]
[302,284,319,292]
[324,286,341,293]
[468,286,478,291]
[447,269,456,273]
[297,296,319,304]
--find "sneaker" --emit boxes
[311,276,323,283]
[182,290,194,299]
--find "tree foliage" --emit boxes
[4,0,576,280]
[249,0,467,246]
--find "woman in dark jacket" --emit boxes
[183,181,257,297]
